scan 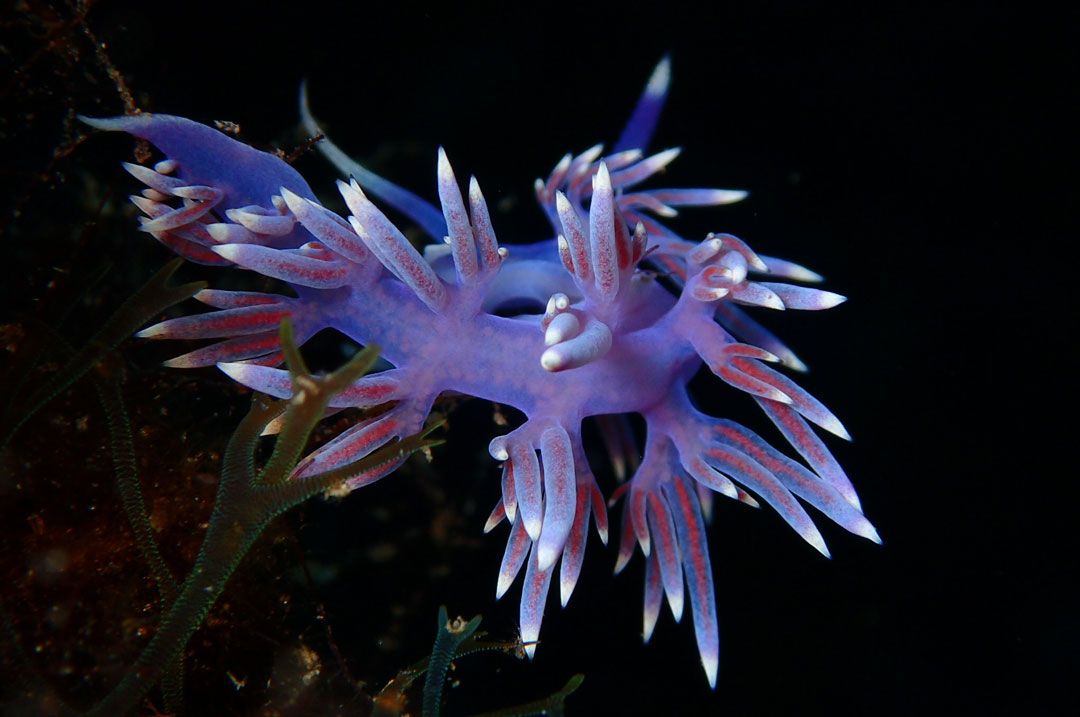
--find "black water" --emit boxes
[1,2,1069,715]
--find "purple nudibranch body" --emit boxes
[82,57,878,687]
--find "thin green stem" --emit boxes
[92,362,185,714]
[86,324,436,716]
[0,258,205,452]
[423,607,482,717]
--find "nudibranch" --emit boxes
[81,57,878,686]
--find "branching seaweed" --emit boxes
[18,322,187,714]
[84,319,443,716]
[1,258,202,713]
[468,674,584,717]
[0,258,206,453]
[370,606,583,717]
[91,357,185,714]
[422,606,483,717]
[1,260,442,714]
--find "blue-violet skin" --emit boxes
[82,57,879,687]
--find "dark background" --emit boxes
[1,2,1072,715]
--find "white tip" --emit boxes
[823,415,852,441]
[172,185,218,201]
[668,592,684,623]
[537,544,559,572]
[78,114,119,131]
[135,323,165,339]
[760,288,786,310]
[544,312,581,347]
[593,161,611,193]
[643,605,659,644]
[483,508,504,535]
[787,263,825,282]
[524,515,542,543]
[782,352,809,373]
[580,143,604,166]
[804,526,831,558]
[716,189,749,205]
[437,146,454,181]
[210,244,241,262]
[765,389,793,405]
[488,437,509,462]
[129,195,159,215]
[554,190,572,214]
[154,159,178,175]
[703,652,718,689]
[715,480,739,500]
[496,572,514,600]
[556,234,571,258]
[205,223,231,243]
[162,354,198,369]
[646,55,672,97]
[688,236,723,264]
[856,518,883,545]
[559,577,574,608]
[540,347,565,372]
[553,153,572,175]
[278,185,302,206]
[216,361,251,383]
[653,147,682,167]
[819,291,847,309]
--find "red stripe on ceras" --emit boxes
[768,400,831,467]
[616,509,637,569]
[325,415,400,465]
[713,424,763,462]
[158,233,230,265]
[647,492,679,573]
[501,462,517,519]
[505,519,530,571]
[205,306,291,335]
[203,333,280,363]
[614,211,633,270]
[196,290,281,308]
[270,253,350,285]
[564,484,590,558]
[589,483,608,538]
[669,478,711,612]
[705,444,797,513]
[714,424,807,495]
[717,362,782,399]
[337,376,400,405]
[631,485,650,551]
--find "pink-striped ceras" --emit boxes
[82,57,879,686]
